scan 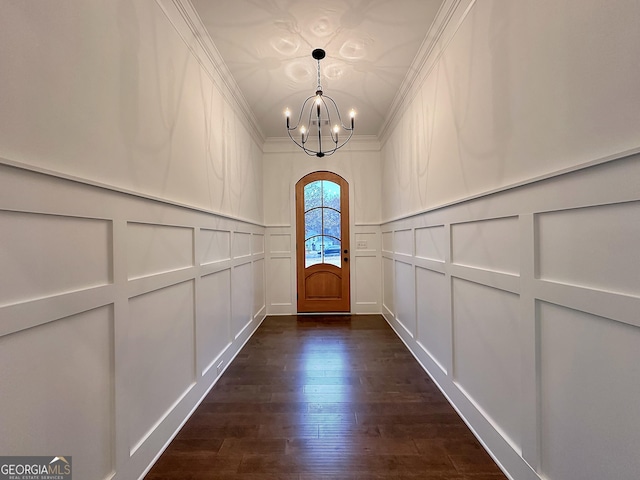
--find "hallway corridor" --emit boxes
[145,315,507,479]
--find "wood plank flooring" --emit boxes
[145,315,507,479]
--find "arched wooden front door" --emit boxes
[296,171,350,312]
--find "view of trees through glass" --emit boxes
[304,180,341,268]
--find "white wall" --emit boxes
[263,138,382,315]
[0,1,264,479]
[0,0,263,222]
[380,1,640,480]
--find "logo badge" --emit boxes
[0,456,72,479]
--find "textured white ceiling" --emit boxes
[190,0,445,138]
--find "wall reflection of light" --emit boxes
[322,63,345,81]
[270,36,300,56]
[339,39,367,60]
[309,17,333,37]
[284,60,315,83]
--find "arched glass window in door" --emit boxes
[303,180,342,268]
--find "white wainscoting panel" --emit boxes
[539,301,640,480]
[452,279,521,451]
[451,216,520,275]
[127,281,196,454]
[536,202,639,296]
[200,228,231,265]
[127,222,194,280]
[382,156,640,480]
[0,163,266,480]
[198,269,231,375]
[382,256,395,315]
[382,231,393,253]
[252,233,265,255]
[268,257,293,306]
[354,255,380,306]
[415,225,446,262]
[394,260,415,336]
[253,258,265,317]
[232,262,253,337]
[0,211,112,306]
[269,233,292,253]
[415,266,449,373]
[0,305,114,480]
[233,231,252,258]
[394,229,413,256]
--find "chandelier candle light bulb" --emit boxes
[284,48,355,157]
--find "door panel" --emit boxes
[296,171,350,312]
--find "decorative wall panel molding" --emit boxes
[382,156,640,480]
[232,262,254,338]
[0,211,112,306]
[394,229,414,256]
[0,163,265,480]
[0,305,114,480]
[451,216,520,275]
[452,278,521,451]
[127,281,197,454]
[538,301,640,480]
[394,260,416,337]
[354,256,380,307]
[415,266,449,373]
[382,231,394,253]
[233,231,253,259]
[415,225,446,262]
[252,233,265,255]
[127,222,194,280]
[200,229,231,265]
[536,201,639,296]
[198,269,232,375]
[269,233,292,254]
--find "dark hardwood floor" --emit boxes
[145,315,507,479]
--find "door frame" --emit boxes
[295,171,351,313]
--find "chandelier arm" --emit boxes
[287,95,316,130]
[306,101,316,146]
[322,95,354,131]
[287,127,320,157]
[327,128,354,156]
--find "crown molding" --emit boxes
[155,0,266,146]
[377,0,476,146]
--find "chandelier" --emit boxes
[285,49,355,157]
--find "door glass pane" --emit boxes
[322,209,341,238]
[304,179,342,269]
[304,208,321,241]
[305,235,322,268]
[321,238,341,267]
[322,181,340,210]
[304,181,322,211]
